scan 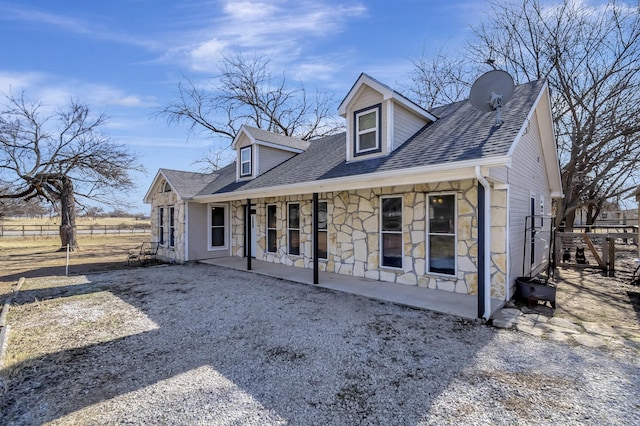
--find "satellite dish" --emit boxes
[469,70,515,126]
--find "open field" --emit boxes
[1,216,149,226]
[0,217,150,238]
[0,234,148,297]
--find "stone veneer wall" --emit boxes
[149,188,186,263]
[229,180,508,298]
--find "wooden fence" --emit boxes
[555,231,637,276]
[0,223,151,237]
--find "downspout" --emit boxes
[184,202,189,262]
[475,166,492,321]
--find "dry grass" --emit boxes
[0,234,149,297]
[0,216,149,227]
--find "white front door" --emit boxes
[251,213,257,258]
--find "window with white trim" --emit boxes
[288,203,300,255]
[267,204,277,253]
[354,104,381,155]
[209,205,227,249]
[427,194,456,275]
[381,196,402,268]
[169,207,175,248]
[240,146,252,177]
[317,201,327,259]
[158,207,165,246]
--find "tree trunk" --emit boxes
[59,176,78,251]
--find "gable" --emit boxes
[339,73,434,162]
[507,82,562,197]
[230,125,309,182]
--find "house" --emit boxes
[144,73,563,319]
[573,204,638,227]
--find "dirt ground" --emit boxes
[1,235,639,330]
[520,243,640,331]
[0,235,146,297]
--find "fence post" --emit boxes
[609,237,615,277]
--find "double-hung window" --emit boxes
[210,205,227,249]
[158,207,165,246]
[240,146,252,177]
[317,201,327,259]
[169,207,175,248]
[288,203,300,255]
[267,204,277,253]
[354,104,381,155]
[427,194,456,275]
[381,197,402,268]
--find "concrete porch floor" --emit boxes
[200,257,504,320]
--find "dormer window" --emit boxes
[354,104,381,156]
[240,146,252,177]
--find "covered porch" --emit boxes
[201,256,504,320]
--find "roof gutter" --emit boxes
[475,166,492,321]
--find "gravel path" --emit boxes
[2,263,639,425]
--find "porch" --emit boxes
[201,257,504,320]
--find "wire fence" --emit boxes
[0,223,151,238]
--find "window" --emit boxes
[240,146,252,177]
[317,201,327,259]
[267,204,277,253]
[381,197,402,268]
[427,194,456,275]
[210,205,227,249]
[169,207,175,248]
[288,203,300,255]
[354,104,381,155]
[158,207,165,246]
[162,181,172,192]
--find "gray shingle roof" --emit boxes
[160,169,219,199]
[193,79,545,197]
[243,125,311,151]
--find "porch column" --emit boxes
[477,183,486,318]
[313,192,319,284]
[246,198,251,271]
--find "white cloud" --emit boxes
[0,71,46,94]
[190,38,228,72]
[0,3,159,49]
[0,69,157,119]
[174,1,366,73]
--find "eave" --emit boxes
[190,156,512,203]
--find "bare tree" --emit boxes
[406,47,477,109]
[0,92,144,249]
[468,0,640,228]
[160,53,344,171]
[0,196,47,219]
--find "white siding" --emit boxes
[257,145,296,175]
[346,85,387,159]
[506,112,553,293]
[393,104,429,150]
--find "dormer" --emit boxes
[231,125,310,181]
[338,73,438,162]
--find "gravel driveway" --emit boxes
[2,263,639,425]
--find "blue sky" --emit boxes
[0,0,486,213]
